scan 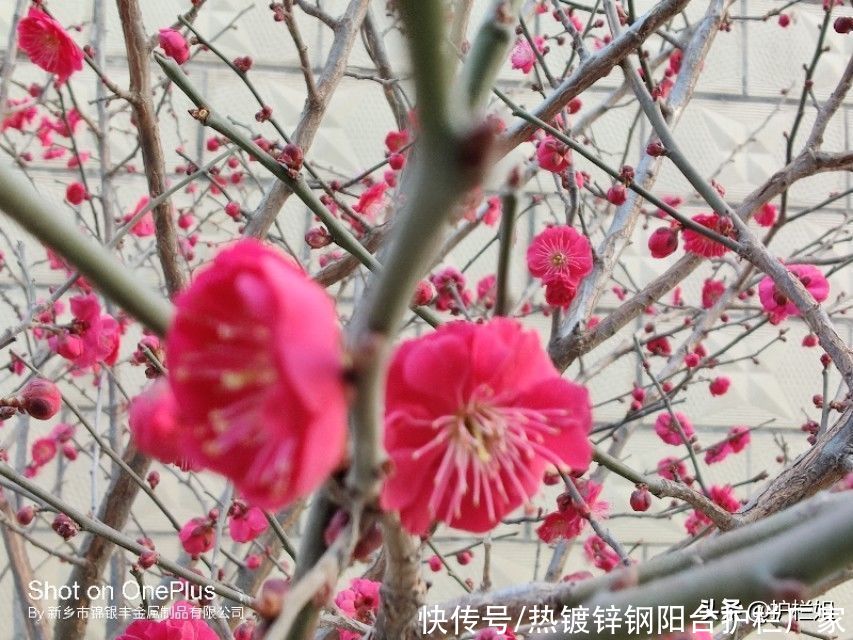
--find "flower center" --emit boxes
[409,385,573,526]
[459,404,505,464]
[550,252,567,267]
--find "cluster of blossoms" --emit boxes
[1,91,87,163]
[536,477,608,543]
[2,2,849,639]
[648,202,782,261]
[526,225,593,307]
[334,579,382,640]
[123,240,595,553]
[646,212,737,260]
[44,293,122,374]
[24,423,76,478]
[758,263,830,324]
[117,600,216,639]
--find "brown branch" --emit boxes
[372,514,426,640]
[550,148,853,371]
[55,445,151,640]
[245,0,371,238]
[283,0,319,100]
[740,406,853,523]
[593,447,739,531]
[0,489,52,640]
[295,0,338,29]
[313,223,390,287]
[361,7,408,129]
[498,0,691,154]
[54,3,188,638]
[117,0,187,295]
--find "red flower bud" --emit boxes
[233,55,253,72]
[278,143,303,176]
[630,487,652,512]
[21,378,61,420]
[225,201,241,219]
[305,226,332,249]
[606,184,627,206]
[834,16,853,34]
[16,505,35,526]
[52,513,79,540]
[427,555,442,572]
[138,549,159,569]
[647,226,679,258]
[646,141,667,157]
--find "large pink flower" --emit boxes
[381,318,592,535]
[162,239,347,509]
[17,8,83,84]
[118,600,217,639]
[758,264,829,324]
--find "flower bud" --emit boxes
[278,143,303,176]
[225,201,241,219]
[630,487,652,512]
[16,505,35,526]
[233,55,253,72]
[606,184,627,206]
[647,227,679,258]
[305,226,332,249]
[21,378,61,420]
[138,549,159,569]
[646,141,667,157]
[52,513,79,540]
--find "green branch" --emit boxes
[0,162,172,335]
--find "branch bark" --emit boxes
[116,0,186,295]
[244,0,371,238]
[0,489,52,640]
